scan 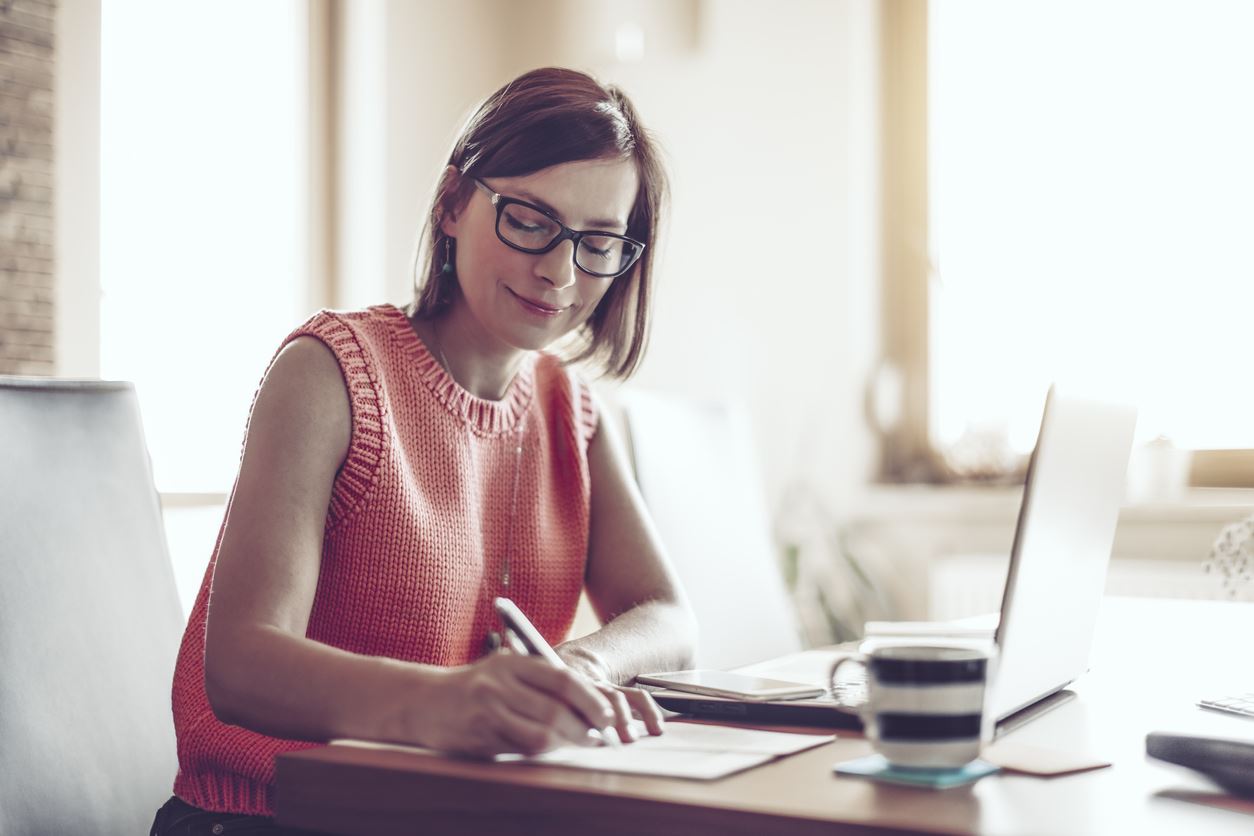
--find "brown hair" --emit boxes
[409,67,668,379]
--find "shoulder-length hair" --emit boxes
[409,67,668,380]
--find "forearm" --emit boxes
[557,599,697,685]
[205,625,446,745]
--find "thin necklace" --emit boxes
[433,327,526,653]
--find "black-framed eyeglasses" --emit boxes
[472,178,644,279]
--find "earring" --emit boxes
[441,238,455,275]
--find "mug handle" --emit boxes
[829,653,868,709]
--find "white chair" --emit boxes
[617,389,804,670]
[0,377,184,835]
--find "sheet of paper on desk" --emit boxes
[642,721,833,756]
[332,722,833,781]
[529,744,770,779]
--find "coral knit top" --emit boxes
[170,304,598,816]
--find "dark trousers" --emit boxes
[149,795,319,836]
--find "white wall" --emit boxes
[596,0,883,522]
[333,0,506,309]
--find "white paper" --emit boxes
[332,721,834,781]
[629,721,832,756]
[529,745,771,780]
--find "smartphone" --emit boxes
[635,670,826,702]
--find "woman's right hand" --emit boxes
[418,652,618,757]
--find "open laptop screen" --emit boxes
[989,385,1137,720]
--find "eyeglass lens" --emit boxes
[498,202,640,277]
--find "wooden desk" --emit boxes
[275,598,1254,834]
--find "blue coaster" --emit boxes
[834,754,1000,789]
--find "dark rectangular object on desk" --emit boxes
[651,685,1075,735]
[649,689,864,730]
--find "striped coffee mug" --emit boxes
[831,644,996,769]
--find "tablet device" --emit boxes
[636,670,826,702]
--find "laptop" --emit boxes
[647,385,1138,731]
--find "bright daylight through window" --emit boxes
[100,0,307,495]
[928,0,1254,461]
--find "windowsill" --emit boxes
[841,484,1250,618]
[850,484,1254,524]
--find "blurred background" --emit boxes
[5,0,1253,635]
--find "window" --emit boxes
[883,0,1254,486]
[100,0,313,608]
[101,0,309,493]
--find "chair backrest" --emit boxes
[0,377,183,835]
[617,389,804,669]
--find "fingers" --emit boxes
[492,708,585,757]
[597,684,666,740]
[620,686,666,736]
[504,673,601,746]
[510,655,616,731]
[598,685,638,743]
[473,653,614,750]
[454,655,667,755]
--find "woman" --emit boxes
[151,67,696,833]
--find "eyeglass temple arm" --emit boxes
[471,177,499,205]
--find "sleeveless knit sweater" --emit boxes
[170,304,598,816]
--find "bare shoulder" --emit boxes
[247,335,352,471]
[261,335,348,405]
[585,386,624,455]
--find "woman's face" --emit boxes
[442,157,640,353]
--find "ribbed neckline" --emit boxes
[376,303,536,436]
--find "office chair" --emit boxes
[0,377,184,835]
[616,389,805,669]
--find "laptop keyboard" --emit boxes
[1198,693,1254,718]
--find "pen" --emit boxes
[493,596,620,747]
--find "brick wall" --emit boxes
[1,0,55,375]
